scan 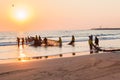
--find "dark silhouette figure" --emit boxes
[44,37,48,46]
[34,35,39,46]
[21,38,25,48]
[25,37,28,44]
[27,36,30,42]
[17,37,20,47]
[95,36,99,46]
[59,37,62,47]
[22,38,25,46]
[88,35,93,54]
[38,36,42,46]
[68,35,75,46]
[94,36,99,53]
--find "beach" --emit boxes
[0,30,120,60]
[0,30,120,80]
[0,52,120,80]
[1,0,120,79]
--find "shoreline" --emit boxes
[0,39,120,64]
[0,52,120,80]
[0,51,90,64]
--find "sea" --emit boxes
[0,30,120,61]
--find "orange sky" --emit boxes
[0,0,120,32]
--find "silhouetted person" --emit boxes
[44,37,48,46]
[27,36,30,42]
[94,36,99,53]
[34,35,39,46]
[38,35,42,46]
[95,36,99,46]
[22,38,25,47]
[25,37,28,44]
[68,35,75,46]
[17,37,20,47]
[58,37,62,47]
[88,35,93,54]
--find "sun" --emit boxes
[13,8,29,22]
[9,5,34,24]
[8,4,35,31]
[15,9,28,21]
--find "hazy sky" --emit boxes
[0,0,120,31]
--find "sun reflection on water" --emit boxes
[18,45,28,62]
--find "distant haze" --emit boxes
[0,0,120,32]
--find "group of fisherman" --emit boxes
[17,35,75,47]
[17,35,100,54]
[88,35,99,54]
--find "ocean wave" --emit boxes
[0,36,120,46]
[0,42,17,46]
[0,30,120,46]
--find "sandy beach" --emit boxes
[0,52,120,80]
[1,0,120,80]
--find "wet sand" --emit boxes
[0,52,120,80]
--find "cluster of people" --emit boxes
[17,35,100,54]
[88,35,99,54]
[17,35,43,47]
[17,37,25,47]
[17,35,75,47]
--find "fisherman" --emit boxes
[68,35,75,46]
[59,37,62,47]
[17,37,20,47]
[22,37,25,46]
[44,37,48,46]
[88,35,93,54]
[94,36,99,53]
[38,35,42,46]
[34,35,39,46]
[25,37,28,44]
[95,36,99,46]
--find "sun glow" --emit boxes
[12,8,30,23]
[8,4,35,31]
[15,9,28,21]
[9,5,34,24]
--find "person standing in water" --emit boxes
[68,35,75,46]
[95,36,99,46]
[59,37,62,47]
[94,36,99,53]
[34,35,39,46]
[38,35,42,46]
[22,38,25,47]
[17,37,20,47]
[88,35,93,54]
[44,37,48,46]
